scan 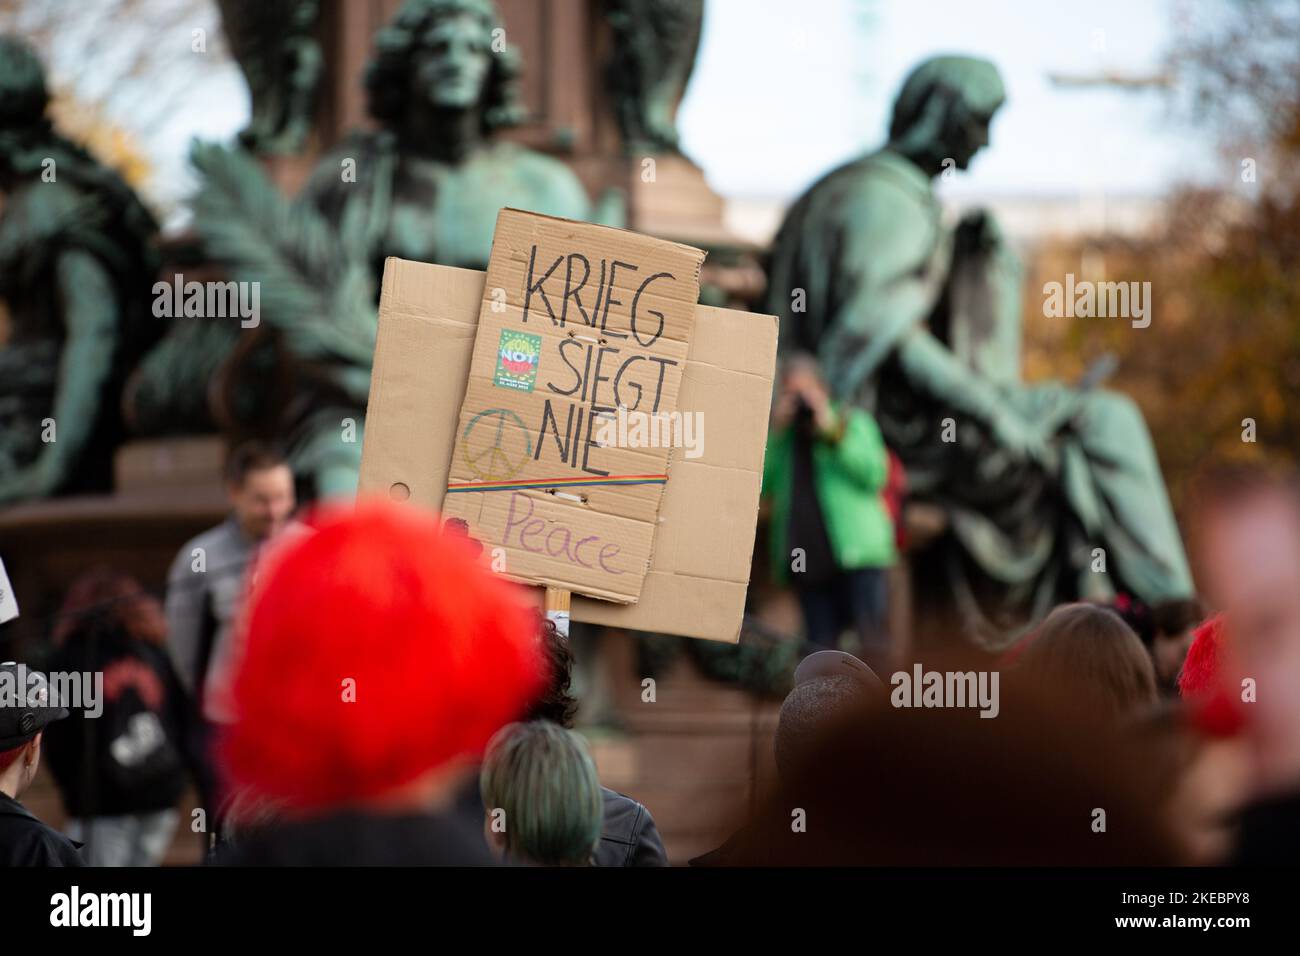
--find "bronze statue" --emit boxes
[0,36,159,506]
[131,0,604,499]
[124,0,323,436]
[301,0,594,272]
[766,56,1194,647]
[605,0,704,156]
[216,0,323,156]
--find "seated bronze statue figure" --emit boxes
[766,55,1195,647]
[0,36,159,507]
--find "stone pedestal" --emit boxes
[589,637,782,864]
[0,438,227,657]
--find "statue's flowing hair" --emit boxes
[364,0,526,134]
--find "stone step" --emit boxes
[115,437,227,492]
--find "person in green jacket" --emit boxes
[762,354,897,666]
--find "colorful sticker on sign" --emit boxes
[493,330,542,392]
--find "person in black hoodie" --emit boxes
[43,568,190,866]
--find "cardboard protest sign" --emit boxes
[358,258,776,642]
[440,209,706,604]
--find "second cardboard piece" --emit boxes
[358,258,777,641]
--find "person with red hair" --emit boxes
[1189,463,1300,862]
[214,499,544,865]
[1177,614,1246,737]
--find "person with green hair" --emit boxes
[479,721,604,867]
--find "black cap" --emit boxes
[0,662,69,750]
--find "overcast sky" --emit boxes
[677,0,1222,202]
[40,0,1225,222]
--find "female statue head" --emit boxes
[364,0,526,136]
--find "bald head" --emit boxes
[775,675,865,783]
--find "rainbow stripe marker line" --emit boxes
[446,474,668,494]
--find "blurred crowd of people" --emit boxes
[3,369,1300,867]
[1,445,666,867]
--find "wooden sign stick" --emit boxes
[544,586,571,641]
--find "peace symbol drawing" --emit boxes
[460,408,533,481]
